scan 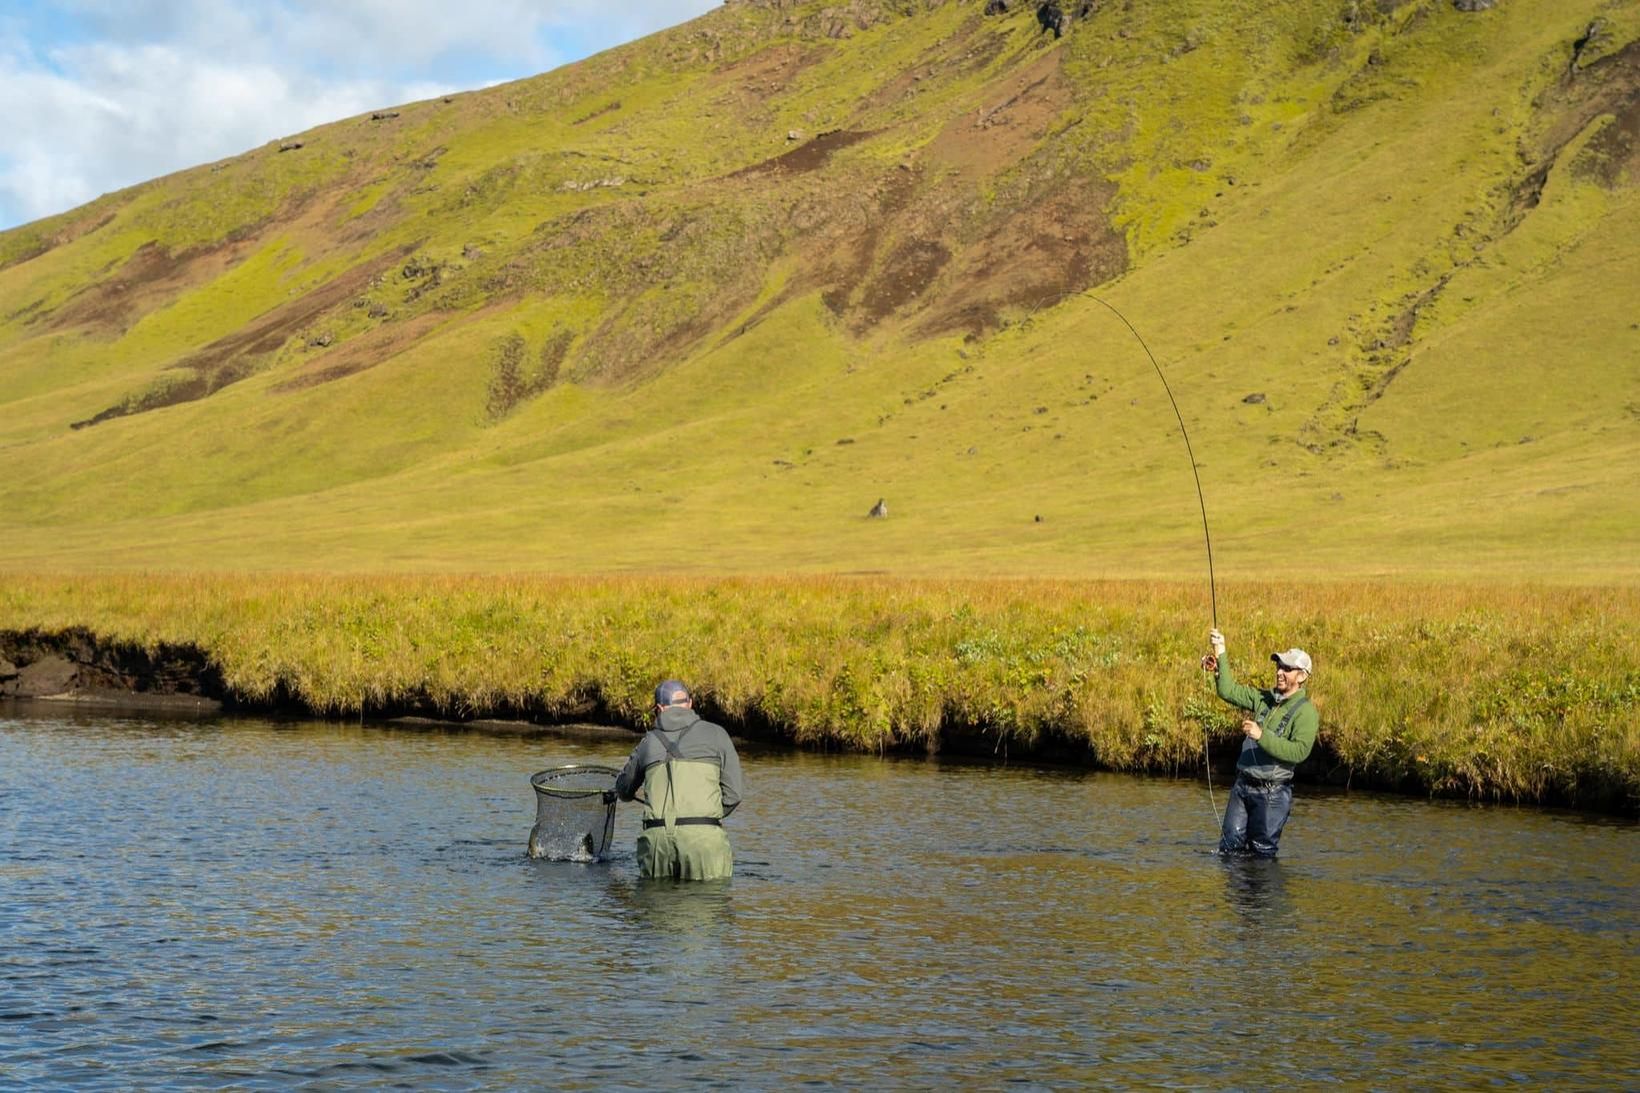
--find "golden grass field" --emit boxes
[3,573,1635,809]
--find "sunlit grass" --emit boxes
[2,573,1633,808]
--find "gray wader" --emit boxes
[636,725,732,881]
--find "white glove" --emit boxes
[1209,629,1226,657]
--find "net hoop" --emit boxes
[530,764,619,799]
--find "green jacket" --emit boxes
[1216,657,1319,781]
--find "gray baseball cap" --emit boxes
[1270,649,1313,673]
[654,679,691,706]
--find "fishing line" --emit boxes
[1031,290,1221,824]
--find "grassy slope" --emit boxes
[0,0,1634,581]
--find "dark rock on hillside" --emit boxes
[1037,1,1094,37]
[1453,0,1495,11]
[1243,392,1267,404]
[1571,20,1610,73]
[984,0,1011,14]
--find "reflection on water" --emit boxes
[1222,855,1293,923]
[1,710,1635,1088]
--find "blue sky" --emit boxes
[0,1,721,231]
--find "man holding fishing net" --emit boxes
[609,680,745,881]
[1201,629,1319,858]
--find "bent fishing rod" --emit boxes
[1032,289,1221,823]
[1031,289,1217,628]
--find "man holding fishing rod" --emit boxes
[608,680,744,881]
[1201,629,1319,858]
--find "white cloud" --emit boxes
[0,0,720,230]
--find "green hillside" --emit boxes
[1,0,1635,581]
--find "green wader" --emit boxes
[636,756,733,881]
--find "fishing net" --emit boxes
[527,764,618,862]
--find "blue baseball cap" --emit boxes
[654,679,690,706]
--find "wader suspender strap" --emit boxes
[643,721,724,829]
[650,719,697,760]
[1263,696,1310,741]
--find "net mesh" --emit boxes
[527,765,618,862]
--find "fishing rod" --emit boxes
[1031,289,1221,824]
[1033,290,1218,626]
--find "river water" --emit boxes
[2,710,1635,1089]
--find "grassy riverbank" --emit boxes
[2,574,1635,810]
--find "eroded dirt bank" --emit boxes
[1,628,225,713]
[0,627,631,732]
